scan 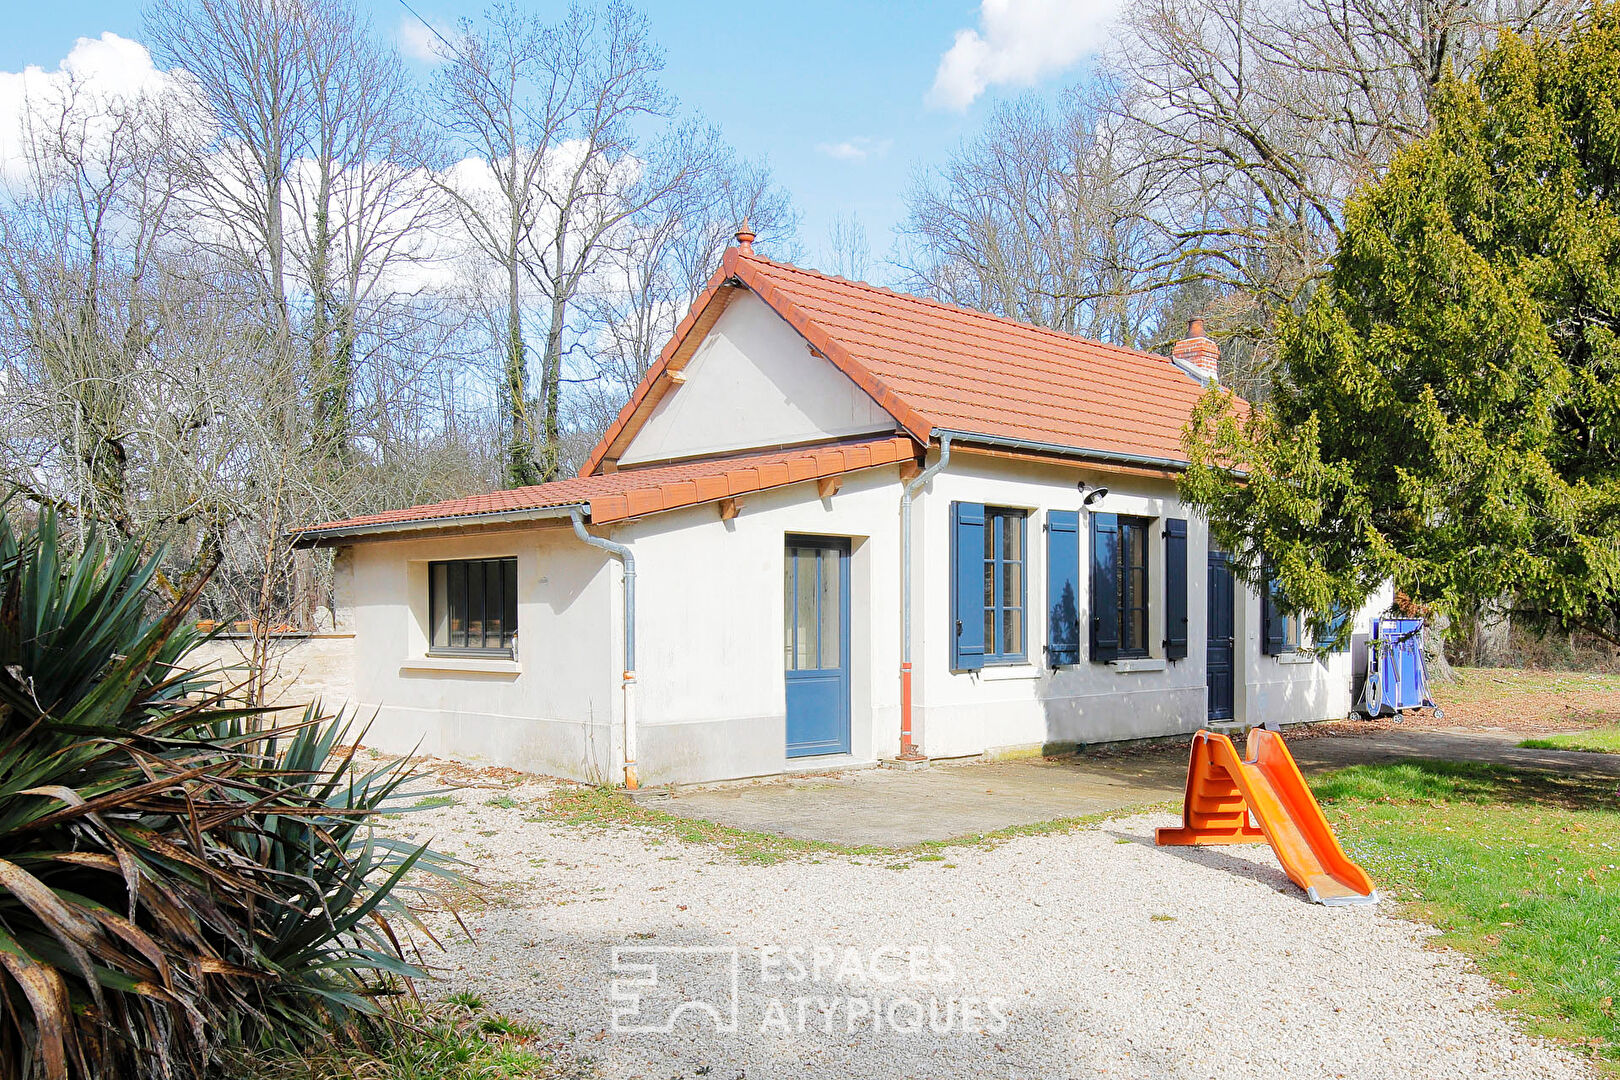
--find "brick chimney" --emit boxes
[1172,316,1219,382]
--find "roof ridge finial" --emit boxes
[734,219,756,255]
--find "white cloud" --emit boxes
[0,33,196,184]
[397,15,453,65]
[929,0,1121,110]
[815,136,892,163]
[0,32,660,342]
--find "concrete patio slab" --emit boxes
[647,725,1620,848]
[648,750,1190,847]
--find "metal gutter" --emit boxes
[897,432,952,761]
[289,503,588,546]
[930,428,1188,472]
[570,510,639,790]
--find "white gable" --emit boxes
[616,291,896,466]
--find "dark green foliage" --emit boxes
[1181,6,1620,640]
[0,506,456,1079]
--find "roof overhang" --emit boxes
[932,428,1189,475]
[290,435,923,547]
[290,504,586,548]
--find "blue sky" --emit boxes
[7,1,1114,282]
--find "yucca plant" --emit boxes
[0,506,457,1079]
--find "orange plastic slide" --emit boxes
[1157,728,1376,906]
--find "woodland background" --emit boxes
[0,0,1584,660]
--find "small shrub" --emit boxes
[444,991,487,1011]
[229,1002,584,1080]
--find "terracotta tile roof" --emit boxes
[293,436,917,540]
[579,250,1224,476]
[732,253,1218,463]
[302,247,1231,541]
[584,250,1228,475]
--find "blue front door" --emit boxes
[784,537,850,758]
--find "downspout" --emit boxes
[570,510,638,789]
[899,431,952,760]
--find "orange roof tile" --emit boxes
[293,437,917,541]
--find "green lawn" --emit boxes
[1521,726,1620,754]
[1313,760,1620,1072]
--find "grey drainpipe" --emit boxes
[570,509,639,789]
[898,432,953,760]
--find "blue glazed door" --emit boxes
[1206,551,1236,721]
[784,538,851,757]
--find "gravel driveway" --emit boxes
[405,777,1592,1080]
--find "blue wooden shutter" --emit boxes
[1323,603,1351,652]
[1163,518,1189,660]
[950,502,986,670]
[1046,510,1081,666]
[1090,512,1120,662]
[1262,570,1287,655]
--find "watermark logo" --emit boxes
[609,945,740,1033]
[608,943,1006,1036]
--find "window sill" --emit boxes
[1109,657,1167,673]
[976,663,1040,682]
[1275,651,1316,665]
[400,656,521,676]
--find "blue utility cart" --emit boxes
[1361,618,1443,720]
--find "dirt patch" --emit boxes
[1421,669,1620,733]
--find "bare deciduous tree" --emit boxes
[292,0,447,466]
[573,152,796,443]
[822,213,871,282]
[899,86,1165,348]
[1,0,794,662]
[1119,0,1583,320]
[438,0,715,483]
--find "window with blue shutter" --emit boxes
[1163,518,1189,661]
[1092,513,1152,661]
[1046,510,1081,666]
[950,502,986,670]
[951,503,1028,668]
[1262,570,1302,655]
[982,507,1028,663]
[1090,512,1120,661]
[1117,517,1150,657]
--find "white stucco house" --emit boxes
[292,231,1385,788]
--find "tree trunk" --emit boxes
[540,293,567,481]
[1423,611,1454,684]
[504,257,537,487]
